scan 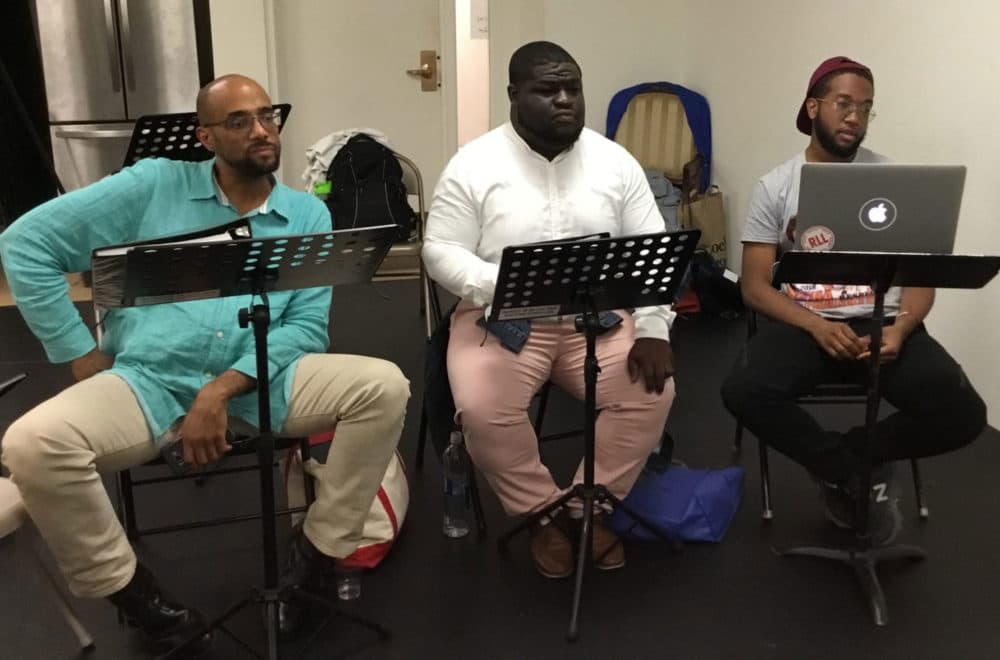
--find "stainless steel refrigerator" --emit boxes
[32,0,212,190]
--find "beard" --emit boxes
[231,142,281,177]
[520,116,583,154]
[813,114,865,160]
[540,124,583,151]
[513,100,586,153]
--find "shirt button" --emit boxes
[204,372,213,379]
[216,331,224,338]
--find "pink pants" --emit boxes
[447,302,675,515]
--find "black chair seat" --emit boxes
[116,434,312,541]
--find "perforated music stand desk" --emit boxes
[772,250,1000,626]
[92,224,397,659]
[488,229,701,641]
[93,224,390,309]
[121,103,292,168]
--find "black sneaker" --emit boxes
[822,464,903,546]
[278,526,336,638]
[865,462,903,546]
[822,481,856,530]
[835,463,903,547]
[107,563,212,657]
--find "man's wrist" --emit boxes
[800,313,825,335]
[893,313,920,338]
[200,370,256,403]
[198,381,229,404]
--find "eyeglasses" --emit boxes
[201,107,283,132]
[814,98,876,121]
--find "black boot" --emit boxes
[107,563,212,656]
[278,526,337,638]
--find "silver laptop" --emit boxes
[796,163,965,254]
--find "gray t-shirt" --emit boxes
[742,148,901,319]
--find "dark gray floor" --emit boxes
[1,279,999,659]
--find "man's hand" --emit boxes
[178,386,232,467]
[627,338,674,394]
[807,318,867,360]
[178,370,256,467]
[70,348,113,382]
[857,323,905,363]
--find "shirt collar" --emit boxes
[189,158,291,223]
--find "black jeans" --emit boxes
[720,317,987,484]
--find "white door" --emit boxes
[272,0,449,198]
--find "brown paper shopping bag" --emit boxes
[679,185,727,267]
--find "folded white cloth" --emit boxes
[300,128,391,192]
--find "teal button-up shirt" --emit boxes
[0,158,332,438]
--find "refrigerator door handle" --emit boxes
[54,127,134,140]
[118,0,136,92]
[103,0,123,92]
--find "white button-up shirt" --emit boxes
[422,123,675,341]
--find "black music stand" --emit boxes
[771,250,1000,626]
[92,224,397,659]
[121,104,292,168]
[490,230,700,640]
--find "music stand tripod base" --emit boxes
[771,542,926,626]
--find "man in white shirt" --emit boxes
[423,41,674,579]
[721,57,986,546]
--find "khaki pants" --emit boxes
[1,353,409,598]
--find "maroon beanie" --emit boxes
[796,56,873,135]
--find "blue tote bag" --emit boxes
[609,454,744,543]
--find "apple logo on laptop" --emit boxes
[869,204,888,223]
[859,198,898,231]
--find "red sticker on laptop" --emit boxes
[799,225,835,251]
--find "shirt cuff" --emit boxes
[475,262,500,308]
[633,311,672,342]
[229,355,260,382]
[44,323,99,364]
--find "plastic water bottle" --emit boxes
[442,430,471,538]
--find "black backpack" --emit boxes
[688,250,744,320]
[324,133,416,241]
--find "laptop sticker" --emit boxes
[799,225,835,251]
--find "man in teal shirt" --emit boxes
[0,75,409,653]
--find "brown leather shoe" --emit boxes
[530,516,574,579]
[592,514,625,571]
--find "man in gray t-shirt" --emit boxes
[741,147,899,319]
[721,56,986,546]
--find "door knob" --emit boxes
[406,64,432,79]
[406,50,438,92]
